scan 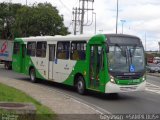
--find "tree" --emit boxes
[0,2,22,39]
[14,3,70,37]
[0,2,70,39]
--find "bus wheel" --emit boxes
[76,76,86,95]
[30,68,37,83]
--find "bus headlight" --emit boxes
[110,75,115,83]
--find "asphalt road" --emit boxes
[0,64,160,114]
[147,75,160,86]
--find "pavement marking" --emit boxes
[146,82,160,94]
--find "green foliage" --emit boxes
[0,2,70,39]
[0,83,56,120]
[0,3,22,39]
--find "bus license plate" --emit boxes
[132,79,140,83]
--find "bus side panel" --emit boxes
[12,53,22,73]
[24,55,34,75]
[29,57,48,80]
[23,55,47,80]
[62,60,87,86]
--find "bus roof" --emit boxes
[14,34,141,44]
[105,34,140,40]
[15,34,94,42]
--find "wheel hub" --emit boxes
[78,81,83,90]
[31,71,34,80]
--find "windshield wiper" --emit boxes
[128,45,137,64]
[128,49,132,64]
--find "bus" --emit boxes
[12,34,146,94]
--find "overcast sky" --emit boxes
[1,0,160,51]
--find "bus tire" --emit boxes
[4,62,11,70]
[30,68,37,83]
[76,76,86,95]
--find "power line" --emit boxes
[72,0,94,35]
[57,0,74,33]
[59,0,72,13]
[73,0,79,7]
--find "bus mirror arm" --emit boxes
[106,48,109,53]
[106,45,109,53]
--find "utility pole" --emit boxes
[73,8,78,35]
[93,12,96,34]
[120,20,126,34]
[80,0,85,34]
[72,0,94,35]
[116,0,119,34]
[158,42,160,54]
[145,32,147,51]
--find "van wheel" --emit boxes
[4,62,11,70]
[30,68,37,83]
[76,76,86,95]
[4,63,9,70]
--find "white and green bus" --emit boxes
[12,34,146,94]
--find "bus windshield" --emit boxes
[108,45,145,73]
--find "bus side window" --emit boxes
[36,41,47,57]
[71,41,86,60]
[57,41,70,59]
[13,42,20,55]
[27,42,36,56]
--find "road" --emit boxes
[0,65,160,114]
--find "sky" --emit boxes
[1,0,160,51]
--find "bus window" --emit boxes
[13,42,20,54]
[71,41,86,60]
[36,41,46,57]
[27,42,36,56]
[57,41,70,59]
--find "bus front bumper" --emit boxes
[105,81,146,93]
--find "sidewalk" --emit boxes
[0,75,101,120]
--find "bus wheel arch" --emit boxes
[29,66,37,83]
[74,73,86,95]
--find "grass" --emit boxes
[0,83,56,120]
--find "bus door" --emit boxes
[21,44,26,73]
[89,45,103,89]
[12,42,21,72]
[48,44,55,80]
